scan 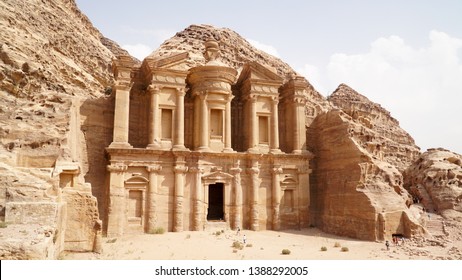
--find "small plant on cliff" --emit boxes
[282,249,291,255]
[341,247,349,252]
[334,242,341,248]
[321,246,327,251]
[149,227,165,234]
[107,238,117,243]
[0,222,7,228]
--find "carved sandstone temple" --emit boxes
[105,40,312,236]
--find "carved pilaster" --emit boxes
[147,85,162,149]
[106,163,128,237]
[173,160,188,232]
[230,162,242,230]
[145,164,162,232]
[189,167,204,231]
[272,165,283,230]
[173,87,187,150]
[247,163,260,231]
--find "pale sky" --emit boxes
[76,0,462,154]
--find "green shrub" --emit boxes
[0,222,7,228]
[148,227,165,234]
[232,241,244,250]
[321,246,327,251]
[107,238,117,243]
[246,243,253,247]
[341,247,349,252]
[282,249,291,255]
[334,242,341,248]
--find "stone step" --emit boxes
[204,221,230,232]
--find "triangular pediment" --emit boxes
[142,52,190,72]
[237,61,283,85]
[202,171,234,181]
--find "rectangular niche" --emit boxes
[161,108,173,140]
[258,115,269,144]
[282,189,294,213]
[210,109,223,138]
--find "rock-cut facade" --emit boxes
[105,40,312,236]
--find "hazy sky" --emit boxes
[76,0,462,154]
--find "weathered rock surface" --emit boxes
[1,0,460,258]
[404,149,462,220]
[328,84,420,172]
[0,0,127,259]
[308,109,424,240]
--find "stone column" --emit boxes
[272,165,283,230]
[106,163,127,237]
[190,167,203,231]
[270,96,281,153]
[292,97,306,154]
[248,95,258,152]
[110,57,133,148]
[147,85,161,149]
[173,87,186,150]
[173,159,188,232]
[230,162,242,230]
[109,85,132,148]
[248,162,260,231]
[146,164,162,232]
[198,92,209,151]
[223,95,234,152]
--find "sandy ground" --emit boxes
[63,228,462,260]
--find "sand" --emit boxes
[63,227,462,260]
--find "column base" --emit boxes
[196,146,211,152]
[223,147,235,153]
[292,149,303,154]
[146,142,161,149]
[247,147,260,154]
[172,145,188,151]
[270,148,282,154]
[109,142,132,149]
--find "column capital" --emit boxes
[146,164,162,173]
[272,166,284,174]
[174,165,188,174]
[147,84,162,94]
[247,167,260,175]
[230,167,242,174]
[189,167,204,174]
[176,87,187,96]
[107,163,127,173]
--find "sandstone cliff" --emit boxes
[0,0,131,258]
[308,109,424,240]
[404,149,462,220]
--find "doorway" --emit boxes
[207,183,224,221]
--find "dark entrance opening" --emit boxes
[207,183,224,221]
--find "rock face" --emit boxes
[308,109,424,240]
[328,84,420,172]
[404,149,462,220]
[1,0,460,258]
[0,0,129,259]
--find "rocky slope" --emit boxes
[404,149,462,220]
[0,0,130,259]
[328,84,420,172]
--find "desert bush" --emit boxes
[282,249,291,255]
[321,246,327,251]
[246,243,253,247]
[341,247,349,252]
[107,238,117,243]
[148,227,165,234]
[334,242,341,248]
[232,241,244,250]
[0,222,7,228]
